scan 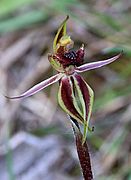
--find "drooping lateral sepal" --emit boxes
[58,75,84,124]
[58,74,94,143]
[73,74,94,143]
[5,74,63,99]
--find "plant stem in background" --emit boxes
[6,129,15,180]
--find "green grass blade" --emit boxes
[0,0,35,17]
[0,10,48,33]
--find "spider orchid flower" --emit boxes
[7,16,121,143]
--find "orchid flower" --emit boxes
[7,16,121,143]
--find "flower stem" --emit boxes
[75,130,93,180]
[70,117,93,180]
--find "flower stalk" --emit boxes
[71,117,93,180]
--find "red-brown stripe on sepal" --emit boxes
[73,73,94,143]
[74,74,94,121]
[53,15,69,53]
[58,76,84,124]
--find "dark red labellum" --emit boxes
[55,47,85,68]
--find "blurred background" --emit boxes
[0,0,131,180]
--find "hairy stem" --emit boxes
[70,117,93,180]
[75,130,93,180]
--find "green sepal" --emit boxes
[73,74,94,144]
[82,83,94,144]
[53,15,69,53]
